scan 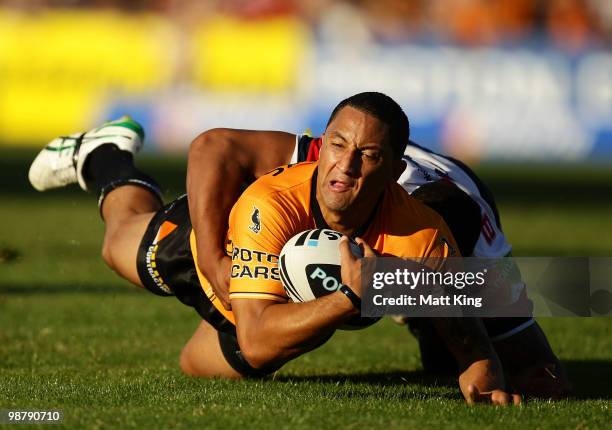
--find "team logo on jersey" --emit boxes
[144,244,173,296]
[249,206,261,234]
[230,246,280,281]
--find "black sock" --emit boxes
[83,144,163,206]
[84,145,133,191]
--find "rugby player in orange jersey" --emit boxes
[31,92,523,405]
[186,97,570,401]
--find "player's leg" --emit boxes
[82,132,164,286]
[29,118,277,380]
[29,116,164,288]
[179,321,243,379]
[100,185,159,287]
[29,120,253,379]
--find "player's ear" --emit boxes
[392,158,406,181]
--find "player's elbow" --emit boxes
[189,128,234,157]
[239,338,281,371]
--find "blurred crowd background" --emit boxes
[0,0,611,161]
[5,0,611,51]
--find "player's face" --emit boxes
[317,106,399,216]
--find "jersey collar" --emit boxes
[310,168,330,230]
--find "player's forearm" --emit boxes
[233,293,357,369]
[431,317,499,371]
[433,317,507,395]
[187,130,252,267]
[187,129,297,271]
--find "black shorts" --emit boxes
[136,195,278,377]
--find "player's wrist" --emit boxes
[338,284,361,314]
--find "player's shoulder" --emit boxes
[375,184,458,258]
[383,183,452,232]
[403,141,452,165]
[386,183,441,216]
[229,162,316,256]
[231,162,316,230]
[242,162,316,202]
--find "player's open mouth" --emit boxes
[329,180,353,192]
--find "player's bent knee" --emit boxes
[101,232,126,274]
[101,239,115,271]
[179,347,198,377]
[179,344,242,379]
[100,227,136,275]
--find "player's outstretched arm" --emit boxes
[186,129,296,309]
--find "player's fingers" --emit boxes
[338,236,357,263]
[466,384,479,405]
[354,237,376,257]
[490,390,511,406]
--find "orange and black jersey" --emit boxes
[191,162,459,325]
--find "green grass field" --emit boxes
[1,149,611,429]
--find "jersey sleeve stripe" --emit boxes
[229,292,287,302]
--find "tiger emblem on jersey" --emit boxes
[249,206,261,234]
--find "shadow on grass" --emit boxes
[276,369,455,387]
[275,370,459,401]
[564,359,612,400]
[0,283,143,295]
[276,360,612,401]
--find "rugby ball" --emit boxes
[278,229,380,330]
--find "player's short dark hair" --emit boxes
[326,92,410,159]
[412,180,481,257]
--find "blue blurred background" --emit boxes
[0,0,610,162]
